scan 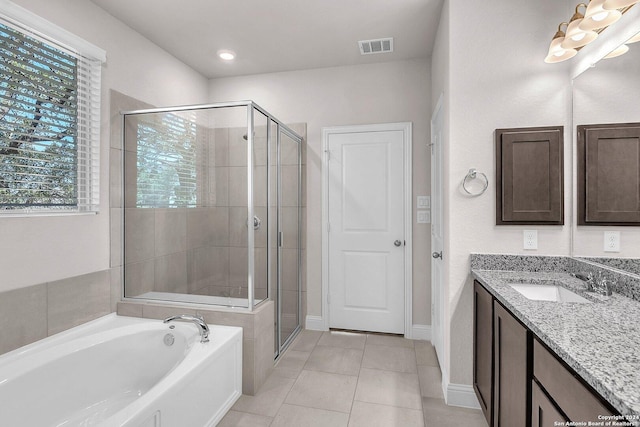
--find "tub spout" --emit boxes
[163,315,210,343]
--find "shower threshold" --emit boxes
[134,291,266,309]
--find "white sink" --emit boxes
[508,283,591,303]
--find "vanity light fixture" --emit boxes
[580,0,622,30]
[562,4,599,49]
[627,31,640,43]
[217,49,236,61]
[545,1,636,63]
[603,43,630,57]
[545,23,578,63]
[603,0,640,10]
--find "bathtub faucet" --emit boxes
[163,314,210,343]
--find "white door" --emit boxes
[327,129,406,334]
[431,95,445,359]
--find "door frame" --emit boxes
[321,122,413,338]
[430,94,445,360]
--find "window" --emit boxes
[0,4,104,214]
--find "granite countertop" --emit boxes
[471,269,640,420]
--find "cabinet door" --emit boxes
[532,380,567,427]
[533,339,616,422]
[495,126,564,225]
[473,281,493,425]
[577,123,640,225]
[493,301,530,427]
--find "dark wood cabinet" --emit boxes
[495,126,564,225]
[472,280,617,426]
[473,281,493,425]
[493,301,530,427]
[533,339,615,422]
[577,123,640,225]
[531,380,567,427]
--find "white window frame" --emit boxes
[0,0,105,216]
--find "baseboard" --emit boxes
[411,324,431,341]
[446,383,481,409]
[304,315,328,331]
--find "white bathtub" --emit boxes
[0,314,242,427]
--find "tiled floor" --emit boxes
[219,330,488,427]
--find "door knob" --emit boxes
[394,240,402,247]
[432,251,443,259]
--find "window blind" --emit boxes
[0,15,101,213]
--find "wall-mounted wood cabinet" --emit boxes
[495,127,564,225]
[577,123,640,225]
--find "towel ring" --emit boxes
[462,168,488,196]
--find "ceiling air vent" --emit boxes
[358,37,394,55]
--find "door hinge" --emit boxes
[327,293,330,305]
[327,222,330,232]
[325,150,330,161]
[278,231,283,247]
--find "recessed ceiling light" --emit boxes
[217,50,236,61]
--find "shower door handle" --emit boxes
[247,216,261,230]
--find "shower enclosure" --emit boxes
[121,101,302,356]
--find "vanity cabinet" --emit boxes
[473,281,494,424]
[473,280,618,426]
[532,339,615,423]
[531,380,566,427]
[473,280,530,427]
[493,301,530,427]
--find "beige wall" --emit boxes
[0,0,209,293]
[209,59,432,326]
[437,0,573,387]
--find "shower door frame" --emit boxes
[120,101,302,326]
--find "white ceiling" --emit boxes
[89,0,443,79]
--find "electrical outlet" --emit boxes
[523,230,538,250]
[604,231,620,252]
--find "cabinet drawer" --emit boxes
[533,339,614,421]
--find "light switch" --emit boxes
[417,210,430,224]
[417,196,430,209]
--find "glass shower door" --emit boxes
[278,128,301,351]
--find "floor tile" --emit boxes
[362,344,417,373]
[304,345,363,376]
[422,398,487,427]
[415,341,440,367]
[232,372,296,417]
[355,368,422,410]
[348,401,424,427]
[275,350,311,379]
[418,365,444,399]
[271,403,349,427]
[317,330,367,349]
[217,410,273,427]
[366,334,414,348]
[285,370,358,413]
[290,329,322,352]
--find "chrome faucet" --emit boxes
[592,271,613,297]
[163,314,210,343]
[572,271,613,296]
